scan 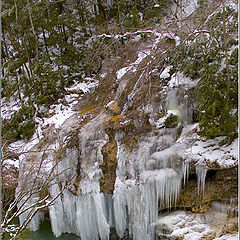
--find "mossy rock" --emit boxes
[3,228,32,240]
[100,129,118,194]
[110,115,124,122]
[165,113,179,128]
[107,101,121,115]
[80,105,96,115]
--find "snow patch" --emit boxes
[1,97,21,120]
[187,137,238,168]
[116,66,131,80]
[116,49,151,80]
[65,78,98,93]
[156,210,232,240]
[3,159,19,169]
[42,104,76,129]
[160,66,173,79]
[213,234,239,240]
[168,72,195,88]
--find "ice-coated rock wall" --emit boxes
[15,83,205,240]
[30,117,199,240]
[15,36,208,239]
[47,146,184,240]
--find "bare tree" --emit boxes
[1,139,76,239]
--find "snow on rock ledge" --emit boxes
[185,137,238,168]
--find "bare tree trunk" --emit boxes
[117,0,124,45]
[97,0,107,24]
[42,27,49,57]
[15,71,23,105]
[222,0,230,97]
[27,0,39,61]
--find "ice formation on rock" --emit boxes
[15,32,211,240]
[17,114,195,240]
[16,93,202,240]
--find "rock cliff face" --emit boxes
[12,1,238,239]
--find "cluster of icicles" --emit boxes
[48,168,182,240]
[18,145,207,240]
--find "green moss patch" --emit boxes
[165,113,179,128]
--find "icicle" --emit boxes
[113,178,155,240]
[102,194,115,228]
[75,194,110,240]
[140,169,181,226]
[17,195,45,232]
[49,184,65,237]
[113,135,183,240]
[48,125,111,240]
[196,165,207,195]
[62,190,78,234]
[113,181,129,238]
[153,169,181,209]
[182,161,189,186]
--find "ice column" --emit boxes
[17,193,45,231]
[182,161,189,186]
[49,184,65,237]
[196,165,207,195]
[75,193,110,240]
[113,168,182,240]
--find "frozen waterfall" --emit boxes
[20,127,188,240]
[16,89,201,240]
